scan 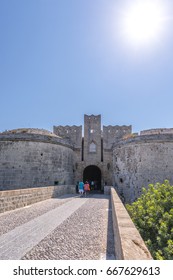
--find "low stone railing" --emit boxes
[0,185,76,213]
[110,187,153,260]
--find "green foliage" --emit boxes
[126,180,173,260]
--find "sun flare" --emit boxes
[122,0,166,46]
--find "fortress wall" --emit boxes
[102,149,113,185]
[140,128,173,135]
[111,187,152,259]
[0,185,76,213]
[103,125,132,149]
[53,125,82,148]
[0,134,74,190]
[113,134,173,203]
[73,148,83,183]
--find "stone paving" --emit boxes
[0,194,115,260]
[0,194,76,236]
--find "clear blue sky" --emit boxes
[1,0,173,133]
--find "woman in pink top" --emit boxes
[84,181,90,196]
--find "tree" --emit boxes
[126,180,173,260]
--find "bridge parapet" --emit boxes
[0,185,76,213]
[111,187,153,260]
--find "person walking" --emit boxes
[78,181,84,196]
[84,181,90,197]
[91,180,94,191]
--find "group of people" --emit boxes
[78,181,90,196]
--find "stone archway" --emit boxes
[83,165,101,191]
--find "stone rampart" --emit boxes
[0,132,72,147]
[0,185,76,213]
[111,187,152,260]
[0,131,74,190]
[140,128,173,135]
[113,134,173,202]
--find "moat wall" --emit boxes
[113,134,173,203]
[0,131,74,191]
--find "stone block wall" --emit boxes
[140,128,173,135]
[113,134,173,202]
[0,133,74,190]
[83,114,102,162]
[103,125,132,149]
[102,149,113,186]
[0,185,76,213]
[104,185,112,195]
[53,125,82,148]
[111,187,152,260]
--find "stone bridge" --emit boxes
[0,186,152,260]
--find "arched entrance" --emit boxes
[83,165,101,191]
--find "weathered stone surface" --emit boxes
[73,115,130,187]
[1,115,173,204]
[22,195,115,260]
[140,128,173,135]
[0,132,74,190]
[113,134,173,202]
[0,194,115,260]
[111,187,152,260]
[0,185,75,213]
[0,197,88,259]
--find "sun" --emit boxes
[122,0,166,46]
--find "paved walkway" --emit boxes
[0,194,115,260]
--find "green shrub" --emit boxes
[126,180,173,260]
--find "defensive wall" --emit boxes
[0,185,76,213]
[110,187,152,260]
[0,129,74,191]
[1,118,173,204]
[113,133,173,203]
[140,128,173,135]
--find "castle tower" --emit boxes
[81,114,102,189]
[83,114,102,163]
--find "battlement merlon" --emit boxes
[53,125,82,148]
[84,115,101,133]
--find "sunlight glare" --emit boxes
[122,0,166,46]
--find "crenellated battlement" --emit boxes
[53,125,82,148]
[103,125,132,149]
